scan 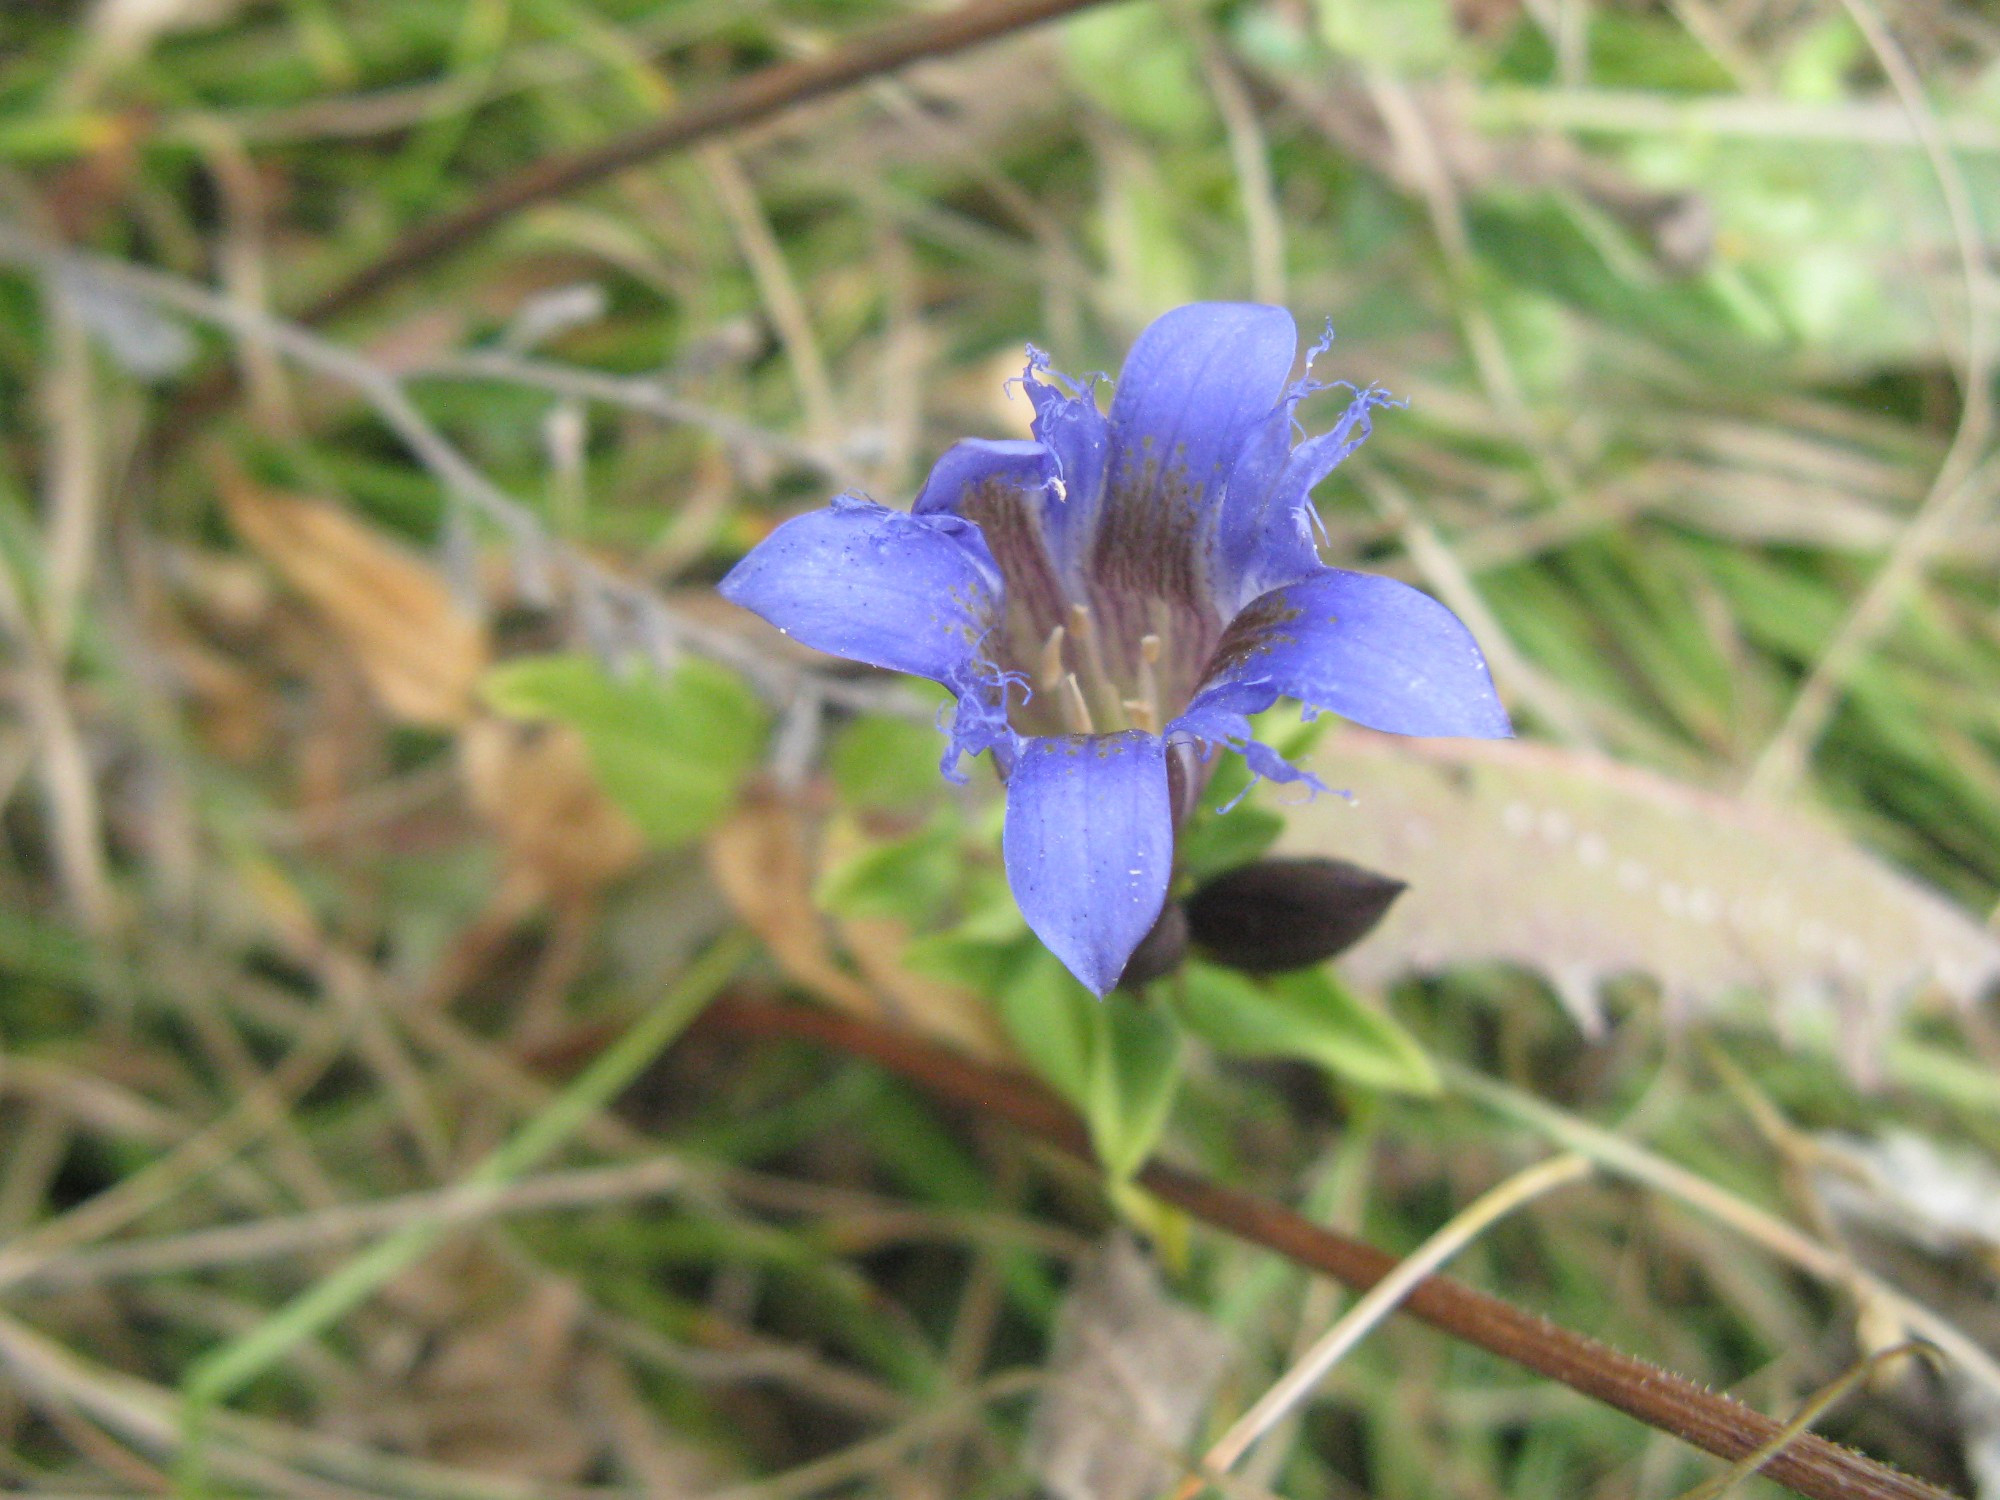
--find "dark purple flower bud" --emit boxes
[1115,900,1190,991]
[1186,857,1406,974]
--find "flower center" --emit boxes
[955,468,1223,740]
[986,585,1223,740]
[1034,605,1162,734]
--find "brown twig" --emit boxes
[302,0,1120,326]
[701,997,1955,1500]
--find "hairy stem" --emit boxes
[703,997,1953,1500]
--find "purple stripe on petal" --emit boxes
[1180,568,1512,741]
[719,496,1001,685]
[1003,730,1174,996]
[1084,304,1300,681]
[913,438,1069,689]
[1107,304,1298,498]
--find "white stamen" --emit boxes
[1060,673,1096,735]
[1145,598,1175,672]
[1038,624,1068,691]
[1136,633,1163,735]
[1066,602,1119,727]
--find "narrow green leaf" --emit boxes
[993,945,1095,1109]
[991,946,1183,1180]
[1177,805,1285,885]
[1085,992,1184,1181]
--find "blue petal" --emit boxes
[1003,731,1174,996]
[910,438,1071,647]
[1078,305,1300,655]
[1107,304,1298,503]
[1218,358,1398,611]
[1176,568,1512,741]
[719,496,1001,684]
[1024,348,1104,568]
[911,437,1058,520]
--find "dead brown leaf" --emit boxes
[812,813,1009,1058]
[459,716,645,898]
[706,794,881,1018]
[709,795,1016,1056]
[839,914,1009,1061]
[1025,1234,1231,1500]
[216,463,487,729]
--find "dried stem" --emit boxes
[0,227,921,726]
[1181,1152,1594,1495]
[703,998,1955,1500]
[303,0,1126,325]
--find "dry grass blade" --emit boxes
[1179,1154,1593,1497]
[297,0,1130,323]
[1746,0,1996,797]
[1446,1062,2000,1406]
[3,1157,698,1291]
[0,1016,351,1292]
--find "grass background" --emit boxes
[1,0,1998,1496]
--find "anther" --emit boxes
[1137,633,1163,733]
[1146,598,1175,653]
[1038,624,1068,691]
[1059,673,1096,735]
[1066,601,1118,725]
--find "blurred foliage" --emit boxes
[1,0,1998,1497]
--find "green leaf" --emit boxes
[1315,0,1452,72]
[901,931,1027,996]
[481,653,766,849]
[993,944,1096,1107]
[899,870,1034,993]
[992,947,1183,1181]
[814,821,957,925]
[1085,992,1183,1181]
[1176,962,1439,1096]
[1177,805,1286,885]
[827,710,947,814]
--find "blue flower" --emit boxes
[722,303,1510,995]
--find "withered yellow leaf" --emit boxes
[218,466,487,729]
